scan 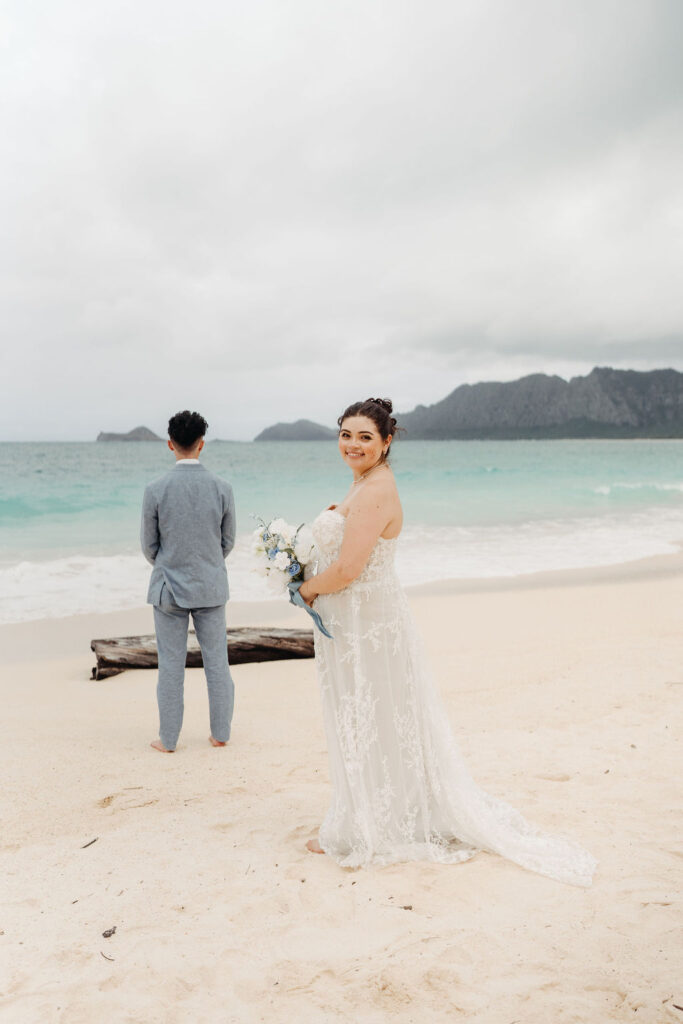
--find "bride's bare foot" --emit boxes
[306,838,325,854]
[209,736,228,747]
[150,740,174,753]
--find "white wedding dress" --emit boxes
[309,509,596,887]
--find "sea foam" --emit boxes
[2,506,682,625]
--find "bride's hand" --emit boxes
[298,581,316,607]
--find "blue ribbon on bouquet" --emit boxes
[288,580,334,639]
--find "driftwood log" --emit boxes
[91,627,314,680]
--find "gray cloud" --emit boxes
[1,0,682,439]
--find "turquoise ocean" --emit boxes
[1,439,683,624]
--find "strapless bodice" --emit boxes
[311,509,398,590]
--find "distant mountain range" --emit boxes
[254,367,683,440]
[254,418,338,441]
[97,426,162,442]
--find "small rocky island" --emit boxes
[97,426,162,442]
[254,419,337,441]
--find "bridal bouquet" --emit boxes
[251,517,313,591]
[251,517,333,638]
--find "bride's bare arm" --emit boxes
[299,489,392,601]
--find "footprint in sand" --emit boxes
[98,794,119,808]
[536,773,572,782]
[287,824,316,841]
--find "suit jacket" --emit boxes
[141,463,236,608]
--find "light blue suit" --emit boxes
[141,462,236,749]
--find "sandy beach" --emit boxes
[1,559,682,1023]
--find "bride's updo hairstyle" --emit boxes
[337,397,400,462]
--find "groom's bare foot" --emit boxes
[209,736,228,747]
[306,838,325,855]
[150,740,174,753]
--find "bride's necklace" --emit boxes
[352,461,387,488]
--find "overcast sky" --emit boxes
[1,0,682,440]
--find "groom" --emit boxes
[141,410,236,752]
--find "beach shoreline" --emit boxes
[2,543,683,664]
[1,557,681,1021]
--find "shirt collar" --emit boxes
[175,459,201,465]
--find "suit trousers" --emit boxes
[153,583,234,750]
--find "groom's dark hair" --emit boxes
[168,410,208,449]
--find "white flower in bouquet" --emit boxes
[269,518,292,544]
[294,525,315,564]
[272,550,291,572]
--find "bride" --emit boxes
[297,397,596,886]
